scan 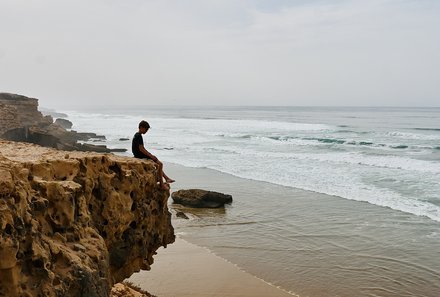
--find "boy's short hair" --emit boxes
[139,120,150,129]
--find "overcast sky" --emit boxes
[1,0,439,108]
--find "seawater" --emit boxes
[65,106,440,222]
[62,106,440,296]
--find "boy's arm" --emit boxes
[139,144,158,161]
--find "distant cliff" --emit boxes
[0,93,47,135]
[0,92,124,153]
[0,140,175,297]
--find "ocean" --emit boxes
[62,106,440,296]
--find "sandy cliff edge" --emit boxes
[0,140,175,297]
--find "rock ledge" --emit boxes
[0,140,174,297]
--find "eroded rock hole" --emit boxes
[92,187,101,200]
[14,195,21,204]
[109,164,122,176]
[5,223,13,235]
[39,187,47,197]
[79,161,87,172]
[129,221,137,229]
[32,258,44,269]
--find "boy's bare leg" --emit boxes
[155,160,172,188]
[163,172,175,183]
[157,167,169,190]
[155,160,175,183]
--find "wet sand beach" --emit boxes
[129,238,295,297]
[142,162,440,297]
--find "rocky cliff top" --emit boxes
[0,140,175,297]
[0,93,42,133]
[0,92,125,153]
[0,92,39,102]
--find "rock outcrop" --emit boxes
[0,92,125,153]
[111,282,155,297]
[0,140,175,297]
[54,118,73,129]
[0,93,43,129]
[172,189,233,208]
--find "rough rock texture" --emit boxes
[54,118,73,129]
[111,282,156,297]
[0,103,22,134]
[172,189,233,208]
[0,92,125,153]
[175,211,189,220]
[0,93,43,130]
[0,140,175,297]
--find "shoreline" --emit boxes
[157,161,440,297]
[128,237,298,297]
[127,161,303,297]
[3,139,439,296]
[21,105,439,296]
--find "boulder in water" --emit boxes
[171,189,232,208]
[55,118,73,129]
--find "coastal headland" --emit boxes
[0,140,174,296]
[0,92,125,153]
[0,93,303,297]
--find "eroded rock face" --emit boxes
[0,141,175,297]
[111,283,155,297]
[171,189,233,208]
[0,93,42,130]
[0,92,125,153]
[0,103,21,134]
[54,118,73,129]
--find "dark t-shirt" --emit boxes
[132,132,145,158]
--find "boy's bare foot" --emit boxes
[166,178,175,183]
[160,183,170,190]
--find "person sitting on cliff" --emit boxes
[132,120,175,189]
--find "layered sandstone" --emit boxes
[0,92,124,153]
[0,140,175,297]
[0,93,44,131]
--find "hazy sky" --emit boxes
[1,0,439,108]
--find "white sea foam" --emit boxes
[291,152,440,174]
[161,145,440,222]
[65,110,440,222]
[387,131,440,141]
[153,118,333,132]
